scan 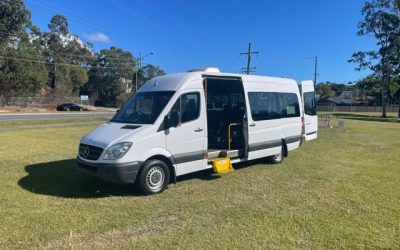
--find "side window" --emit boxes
[248,92,280,121]
[279,93,300,118]
[169,92,200,125]
[304,92,317,115]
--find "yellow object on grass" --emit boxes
[210,157,234,174]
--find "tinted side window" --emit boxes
[279,93,300,118]
[169,92,200,125]
[181,93,200,123]
[248,92,280,121]
[304,92,317,115]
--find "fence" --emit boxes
[0,96,94,108]
[317,105,399,113]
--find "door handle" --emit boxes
[194,128,203,132]
[249,123,256,127]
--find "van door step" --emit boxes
[209,157,234,174]
[208,149,242,159]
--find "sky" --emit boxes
[25,0,377,84]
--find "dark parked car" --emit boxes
[56,103,85,111]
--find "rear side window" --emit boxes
[279,93,300,118]
[248,92,280,121]
[248,92,300,121]
[304,92,317,116]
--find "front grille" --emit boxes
[79,143,103,160]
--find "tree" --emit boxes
[0,0,48,98]
[349,0,400,117]
[84,47,135,106]
[133,64,166,91]
[316,83,336,101]
[42,15,91,96]
[0,0,31,46]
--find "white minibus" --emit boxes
[77,68,318,195]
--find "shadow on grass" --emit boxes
[19,157,273,198]
[18,159,140,198]
[177,157,270,183]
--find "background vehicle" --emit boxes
[56,103,85,111]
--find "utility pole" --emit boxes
[240,42,259,74]
[135,52,141,93]
[135,51,153,92]
[307,56,318,88]
[51,60,56,90]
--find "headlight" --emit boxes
[103,142,132,160]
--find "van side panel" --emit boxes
[245,81,283,160]
[243,77,302,160]
[165,78,209,177]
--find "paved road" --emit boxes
[0,112,115,122]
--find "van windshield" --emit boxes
[111,91,175,124]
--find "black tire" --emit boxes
[269,146,284,164]
[136,159,170,195]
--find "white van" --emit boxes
[77,68,318,195]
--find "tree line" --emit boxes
[0,0,165,107]
[349,0,400,117]
[316,77,400,106]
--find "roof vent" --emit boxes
[187,67,220,73]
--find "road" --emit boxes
[0,112,115,122]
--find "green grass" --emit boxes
[0,119,399,249]
[0,117,109,127]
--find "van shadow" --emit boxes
[19,158,271,198]
[177,158,270,183]
[18,159,139,198]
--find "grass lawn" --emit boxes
[0,117,109,128]
[0,119,399,249]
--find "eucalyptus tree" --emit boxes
[349,0,400,117]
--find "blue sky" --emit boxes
[25,0,376,83]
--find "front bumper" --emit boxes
[76,157,142,184]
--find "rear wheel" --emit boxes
[269,146,284,164]
[136,159,170,195]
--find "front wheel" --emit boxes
[136,159,170,195]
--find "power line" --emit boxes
[106,0,161,26]
[26,0,121,39]
[0,50,136,65]
[240,42,259,75]
[0,55,135,69]
[108,0,238,64]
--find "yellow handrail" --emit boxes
[228,123,241,151]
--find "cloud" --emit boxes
[83,32,111,43]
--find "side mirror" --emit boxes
[163,115,170,130]
[116,109,120,114]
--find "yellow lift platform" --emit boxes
[208,122,240,174]
[209,157,234,174]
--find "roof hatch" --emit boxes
[187,67,220,73]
